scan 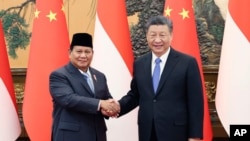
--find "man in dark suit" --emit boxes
[117,16,204,141]
[49,33,119,141]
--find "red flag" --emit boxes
[22,1,69,140]
[163,0,213,140]
[216,0,250,135]
[0,19,21,140]
[92,0,137,140]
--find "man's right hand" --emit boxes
[100,99,120,117]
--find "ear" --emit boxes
[68,48,71,54]
[170,33,173,41]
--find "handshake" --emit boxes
[100,99,120,117]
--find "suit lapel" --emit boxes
[143,53,155,95]
[156,49,179,94]
[66,63,94,96]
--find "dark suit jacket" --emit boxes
[119,48,204,141]
[49,62,112,141]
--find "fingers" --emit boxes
[101,108,118,117]
[101,108,111,116]
[112,101,120,114]
[100,99,120,117]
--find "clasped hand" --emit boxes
[100,99,120,117]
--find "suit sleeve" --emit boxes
[118,62,139,116]
[49,71,101,114]
[187,58,204,138]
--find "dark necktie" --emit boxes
[152,58,161,93]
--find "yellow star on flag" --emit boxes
[179,8,189,19]
[46,10,57,22]
[34,9,40,18]
[164,6,172,17]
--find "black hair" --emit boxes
[145,15,173,33]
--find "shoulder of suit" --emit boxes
[89,67,105,76]
[170,48,195,60]
[50,63,67,73]
[135,52,151,63]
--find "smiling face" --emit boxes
[146,25,173,57]
[69,46,93,72]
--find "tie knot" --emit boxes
[82,73,89,79]
[155,58,161,64]
[82,73,95,93]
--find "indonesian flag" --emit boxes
[215,0,250,135]
[163,0,213,140]
[0,19,21,141]
[22,1,69,140]
[92,0,137,141]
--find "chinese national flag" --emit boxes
[92,0,137,141]
[216,0,250,135]
[22,0,69,140]
[0,19,21,141]
[163,0,213,140]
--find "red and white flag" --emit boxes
[0,19,21,140]
[215,0,250,135]
[92,0,137,141]
[22,0,69,140]
[163,0,213,140]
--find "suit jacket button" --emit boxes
[153,99,157,102]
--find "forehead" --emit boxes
[147,25,170,33]
[73,46,92,50]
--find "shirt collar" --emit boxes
[78,68,91,76]
[152,47,171,64]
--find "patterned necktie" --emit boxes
[83,73,95,93]
[152,58,161,93]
